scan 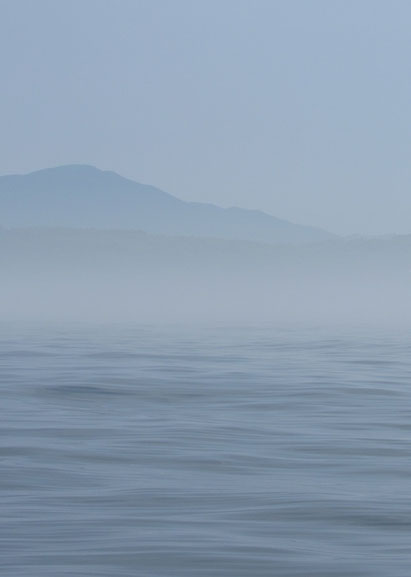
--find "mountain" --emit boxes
[0,165,333,244]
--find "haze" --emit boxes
[3,5,411,575]
[1,0,411,235]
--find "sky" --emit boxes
[0,0,410,236]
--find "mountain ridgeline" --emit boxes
[0,165,333,244]
[2,164,409,323]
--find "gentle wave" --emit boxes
[1,323,411,576]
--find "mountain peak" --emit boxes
[38,163,100,173]
[24,164,117,179]
[0,165,334,244]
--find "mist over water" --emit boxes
[1,227,410,325]
[2,223,410,577]
[3,0,411,574]
[2,322,411,577]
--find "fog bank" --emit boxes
[1,228,410,325]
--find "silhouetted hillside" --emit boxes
[0,165,334,244]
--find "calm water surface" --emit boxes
[1,322,411,576]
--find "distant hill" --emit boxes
[0,165,334,244]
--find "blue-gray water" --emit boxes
[2,322,411,576]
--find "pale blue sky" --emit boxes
[1,0,410,235]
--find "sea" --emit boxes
[1,321,411,576]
